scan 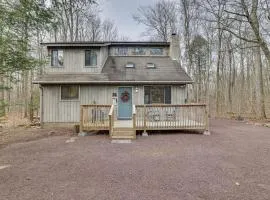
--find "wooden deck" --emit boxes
[80,104,209,139]
[113,119,204,129]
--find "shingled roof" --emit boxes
[102,56,192,82]
[33,56,192,84]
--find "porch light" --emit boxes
[135,87,138,93]
[179,85,186,89]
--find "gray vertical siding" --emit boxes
[171,85,187,104]
[42,85,187,123]
[45,46,108,74]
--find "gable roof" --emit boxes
[33,56,192,84]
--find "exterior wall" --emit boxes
[42,85,187,123]
[109,46,169,56]
[43,45,170,74]
[44,46,108,73]
[171,85,187,104]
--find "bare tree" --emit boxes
[133,0,178,41]
[51,0,98,42]
[101,19,118,41]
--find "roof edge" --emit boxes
[41,41,170,47]
[33,80,193,85]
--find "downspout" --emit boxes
[40,86,44,128]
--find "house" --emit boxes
[34,34,209,139]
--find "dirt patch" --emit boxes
[0,126,75,149]
[0,119,270,200]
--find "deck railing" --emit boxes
[80,104,111,132]
[135,104,208,131]
[80,104,209,133]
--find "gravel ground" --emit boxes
[0,119,270,200]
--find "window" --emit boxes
[61,85,79,100]
[146,63,155,68]
[144,86,171,104]
[116,47,128,56]
[85,50,97,66]
[51,50,64,67]
[150,48,163,55]
[132,47,146,55]
[126,62,135,68]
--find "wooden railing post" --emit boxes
[108,104,114,137]
[142,105,148,136]
[132,105,136,138]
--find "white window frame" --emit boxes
[51,49,64,67]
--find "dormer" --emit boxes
[43,42,109,74]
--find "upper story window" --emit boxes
[51,50,64,67]
[150,48,163,55]
[85,50,97,67]
[116,47,128,56]
[132,47,146,55]
[61,85,79,100]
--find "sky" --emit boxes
[100,0,158,41]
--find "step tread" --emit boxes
[113,131,134,133]
[111,135,136,139]
[112,132,135,136]
[113,128,134,131]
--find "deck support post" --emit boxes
[142,131,148,137]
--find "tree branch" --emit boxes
[222,27,258,43]
[224,10,247,17]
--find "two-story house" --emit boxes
[34,34,208,139]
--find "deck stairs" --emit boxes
[111,127,136,139]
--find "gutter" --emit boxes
[33,80,194,85]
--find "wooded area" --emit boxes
[0,0,269,128]
[134,0,270,119]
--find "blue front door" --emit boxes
[118,87,132,119]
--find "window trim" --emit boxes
[60,85,80,101]
[143,85,171,104]
[51,49,64,68]
[84,50,98,67]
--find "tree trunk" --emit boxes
[255,47,266,119]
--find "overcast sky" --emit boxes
[100,0,157,41]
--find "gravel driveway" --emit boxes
[0,119,270,200]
